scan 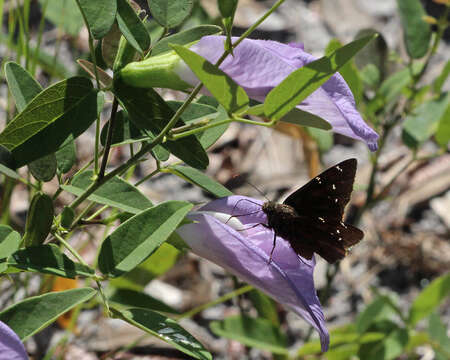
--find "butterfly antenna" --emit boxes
[244,180,270,202]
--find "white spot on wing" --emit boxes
[332,184,336,190]
[318,217,325,223]
[315,176,322,184]
[336,166,343,172]
[336,229,340,234]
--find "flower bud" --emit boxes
[119,51,193,91]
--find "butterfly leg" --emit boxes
[268,230,277,264]
[226,199,263,224]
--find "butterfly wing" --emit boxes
[287,216,364,263]
[283,158,357,221]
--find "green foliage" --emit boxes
[4,62,42,112]
[39,0,84,36]
[0,288,96,340]
[28,153,57,182]
[116,0,150,55]
[151,25,222,56]
[114,306,212,359]
[0,226,21,273]
[147,0,194,28]
[0,77,98,167]
[168,165,232,197]
[0,0,448,357]
[109,288,179,314]
[210,316,288,355]
[171,43,250,114]
[77,0,117,40]
[402,93,450,148]
[264,34,376,120]
[98,201,193,277]
[22,193,54,247]
[113,78,209,169]
[409,273,450,326]
[7,244,95,278]
[62,170,152,214]
[397,0,431,59]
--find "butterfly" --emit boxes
[261,158,364,263]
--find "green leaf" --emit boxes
[109,288,179,314]
[167,101,219,122]
[55,135,77,174]
[325,38,364,104]
[171,43,249,114]
[100,110,145,146]
[0,226,21,273]
[22,193,54,247]
[78,0,117,39]
[28,153,57,182]
[210,316,288,355]
[434,60,450,94]
[0,288,96,340]
[370,62,424,113]
[306,127,333,152]
[402,93,450,148]
[39,0,84,36]
[110,243,180,291]
[62,170,152,214]
[4,62,42,112]
[358,328,409,360]
[113,306,212,359]
[397,0,431,59]
[409,273,450,326]
[354,29,388,82]
[265,34,375,120]
[247,105,332,130]
[218,0,238,19]
[8,244,95,278]
[60,206,75,229]
[116,0,150,54]
[435,106,450,148]
[429,313,450,360]
[148,0,194,28]
[0,77,97,167]
[297,326,385,356]
[248,290,280,326]
[114,78,209,169]
[168,165,232,197]
[356,296,397,334]
[151,25,221,56]
[98,201,193,277]
[167,100,230,149]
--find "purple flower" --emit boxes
[182,36,379,151]
[0,321,28,360]
[177,195,329,352]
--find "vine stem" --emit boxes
[53,232,90,268]
[177,285,253,320]
[99,98,119,179]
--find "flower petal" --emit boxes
[178,196,329,351]
[0,321,28,360]
[188,36,378,151]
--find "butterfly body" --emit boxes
[261,159,364,263]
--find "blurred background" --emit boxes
[0,0,449,359]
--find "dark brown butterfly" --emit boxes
[262,158,363,263]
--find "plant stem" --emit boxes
[178,285,253,320]
[53,232,90,268]
[99,98,119,179]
